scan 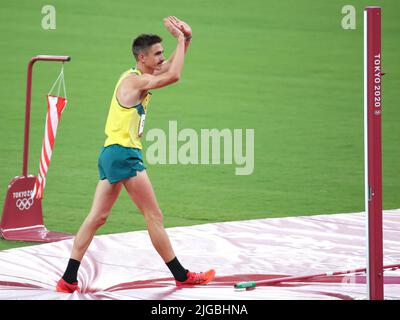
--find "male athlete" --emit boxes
[56,16,215,293]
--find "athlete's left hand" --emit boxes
[168,16,192,38]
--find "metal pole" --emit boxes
[22,55,71,177]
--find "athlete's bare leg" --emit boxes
[70,179,123,261]
[123,170,176,263]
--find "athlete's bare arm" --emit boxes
[117,18,186,107]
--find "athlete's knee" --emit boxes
[90,211,110,228]
[143,207,164,224]
[97,215,109,227]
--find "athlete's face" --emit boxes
[143,43,165,70]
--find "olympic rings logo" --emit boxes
[15,198,34,211]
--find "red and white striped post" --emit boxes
[0,55,73,242]
[364,6,383,300]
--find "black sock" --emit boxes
[166,257,188,282]
[62,258,81,284]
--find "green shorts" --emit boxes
[98,144,146,184]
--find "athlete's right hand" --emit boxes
[169,16,192,38]
[163,17,184,39]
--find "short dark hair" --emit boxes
[132,34,162,61]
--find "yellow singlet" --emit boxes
[104,68,151,149]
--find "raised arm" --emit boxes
[135,17,186,90]
[137,34,186,90]
[117,19,186,107]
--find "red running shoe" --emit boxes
[56,278,80,293]
[175,269,216,287]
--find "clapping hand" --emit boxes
[163,16,184,39]
[165,16,192,39]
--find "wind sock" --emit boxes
[32,95,67,199]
